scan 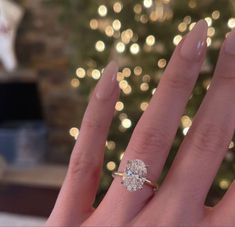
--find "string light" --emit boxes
[95,40,105,52]
[207,37,212,47]
[106,141,116,150]
[134,66,142,76]
[71,78,80,88]
[146,35,156,46]
[106,161,116,171]
[140,82,149,91]
[229,141,234,149]
[130,43,140,54]
[211,10,220,20]
[178,22,187,32]
[188,0,196,9]
[219,179,230,190]
[116,42,125,53]
[98,5,108,17]
[189,22,196,31]
[76,67,86,78]
[89,19,98,30]
[122,68,131,77]
[112,19,122,30]
[152,88,156,95]
[205,17,212,26]
[115,101,124,111]
[105,25,114,37]
[140,102,149,111]
[133,4,142,14]
[208,27,215,37]
[181,115,192,128]
[91,69,101,80]
[120,152,124,160]
[158,58,167,68]
[173,35,182,45]
[113,2,123,13]
[69,127,80,140]
[143,0,153,8]
[143,74,151,82]
[183,127,190,135]
[121,118,132,128]
[228,18,235,29]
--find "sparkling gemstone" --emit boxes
[122,159,147,192]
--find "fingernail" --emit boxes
[224,29,235,55]
[95,61,118,100]
[180,19,208,61]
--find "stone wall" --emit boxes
[11,0,86,163]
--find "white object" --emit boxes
[0,212,46,227]
[0,0,24,71]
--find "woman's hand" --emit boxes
[46,19,235,226]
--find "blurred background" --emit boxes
[0,0,235,225]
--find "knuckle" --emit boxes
[68,152,101,180]
[190,122,230,158]
[82,117,107,132]
[164,68,192,90]
[129,126,171,157]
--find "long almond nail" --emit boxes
[95,61,118,100]
[180,19,208,61]
[224,29,235,55]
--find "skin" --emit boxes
[46,19,235,226]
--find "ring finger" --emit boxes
[86,20,208,225]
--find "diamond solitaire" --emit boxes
[112,159,158,192]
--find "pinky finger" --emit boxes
[46,61,120,226]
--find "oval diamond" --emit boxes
[122,159,147,192]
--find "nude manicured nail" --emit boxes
[224,29,235,55]
[180,20,208,61]
[95,61,118,100]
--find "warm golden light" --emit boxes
[105,25,114,37]
[140,102,149,111]
[181,115,192,128]
[115,101,124,111]
[219,179,230,190]
[91,69,101,80]
[95,40,105,52]
[113,2,123,13]
[69,127,80,139]
[173,35,182,45]
[158,58,167,68]
[140,82,149,91]
[228,18,235,29]
[106,161,116,171]
[76,67,86,78]
[71,78,80,88]
[134,66,142,76]
[178,22,187,32]
[130,43,140,54]
[89,19,98,30]
[98,5,108,17]
[146,35,155,46]
[122,118,132,128]
[112,19,122,31]
[143,0,153,8]
[116,42,125,53]
[212,10,220,20]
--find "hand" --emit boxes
[46,19,235,226]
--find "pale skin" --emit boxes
[46,20,235,226]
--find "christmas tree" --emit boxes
[46,0,235,206]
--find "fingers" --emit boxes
[46,61,120,226]
[87,20,207,225]
[161,28,235,208]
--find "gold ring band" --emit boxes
[112,171,158,191]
